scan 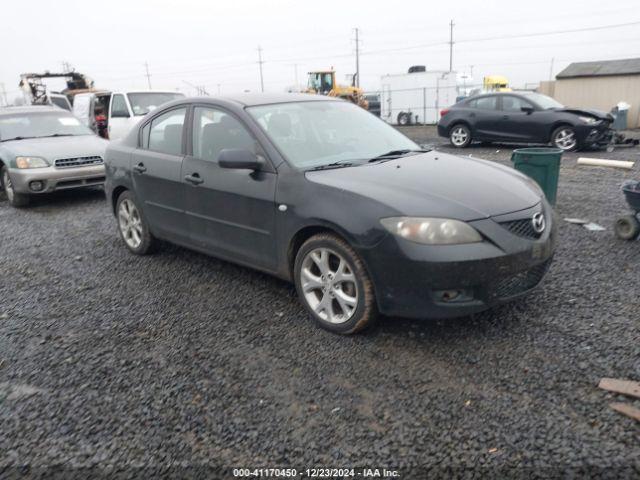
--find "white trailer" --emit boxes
[380,70,458,125]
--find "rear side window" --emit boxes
[468,96,497,110]
[147,108,187,156]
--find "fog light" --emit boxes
[29,181,44,192]
[434,289,474,303]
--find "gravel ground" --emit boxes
[1,127,639,478]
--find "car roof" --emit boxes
[0,105,65,116]
[182,93,337,107]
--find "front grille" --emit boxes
[493,260,551,299]
[499,217,542,240]
[54,156,103,168]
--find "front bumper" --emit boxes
[575,123,613,147]
[360,203,557,319]
[9,164,106,194]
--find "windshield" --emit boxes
[127,92,185,116]
[247,100,419,169]
[520,92,564,110]
[0,112,93,141]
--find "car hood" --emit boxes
[558,108,613,121]
[0,135,108,161]
[305,151,542,221]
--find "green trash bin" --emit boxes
[511,147,562,205]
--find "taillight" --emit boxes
[440,109,450,116]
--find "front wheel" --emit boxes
[397,112,411,126]
[116,190,157,255]
[551,126,578,151]
[449,124,472,148]
[614,215,640,240]
[1,166,30,207]
[294,233,377,334]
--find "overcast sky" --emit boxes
[1,0,639,102]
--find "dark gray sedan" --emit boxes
[105,94,555,334]
[0,106,107,207]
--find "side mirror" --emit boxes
[218,149,263,171]
[521,106,534,115]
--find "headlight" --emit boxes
[15,156,49,169]
[578,116,598,124]
[380,217,482,245]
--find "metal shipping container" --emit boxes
[380,70,458,126]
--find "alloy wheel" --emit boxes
[300,247,358,324]
[118,199,143,249]
[3,170,14,203]
[451,127,469,146]
[554,128,576,150]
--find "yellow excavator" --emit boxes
[305,70,368,109]
[483,75,511,92]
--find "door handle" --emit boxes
[184,173,204,185]
[502,115,509,120]
[133,163,147,173]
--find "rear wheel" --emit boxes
[449,124,472,148]
[294,233,377,334]
[397,112,411,126]
[1,165,30,207]
[116,191,157,255]
[614,215,640,240]
[551,126,578,151]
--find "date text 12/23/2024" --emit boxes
[232,468,400,478]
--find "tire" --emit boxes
[115,190,157,255]
[614,215,640,241]
[1,165,30,207]
[449,124,472,148]
[294,233,377,334]
[397,112,411,126]
[551,125,578,152]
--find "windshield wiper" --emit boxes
[0,136,37,142]
[43,133,75,138]
[308,161,355,171]
[368,148,430,163]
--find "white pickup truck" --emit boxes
[72,90,185,140]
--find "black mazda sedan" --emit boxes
[105,94,556,334]
[438,91,613,151]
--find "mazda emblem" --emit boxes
[532,212,546,234]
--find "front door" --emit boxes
[131,106,189,243]
[182,106,278,270]
[498,95,541,142]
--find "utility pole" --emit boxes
[448,20,455,72]
[354,28,361,88]
[294,63,299,90]
[144,62,152,89]
[549,57,555,81]
[257,46,265,93]
[0,83,7,107]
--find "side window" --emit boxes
[192,107,256,161]
[111,94,130,118]
[474,96,498,110]
[502,96,534,112]
[148,108,187,156]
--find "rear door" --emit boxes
[130,106,189,243]
[498,95,541,142]
[467,95,503,140]
[182,105,278,270]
